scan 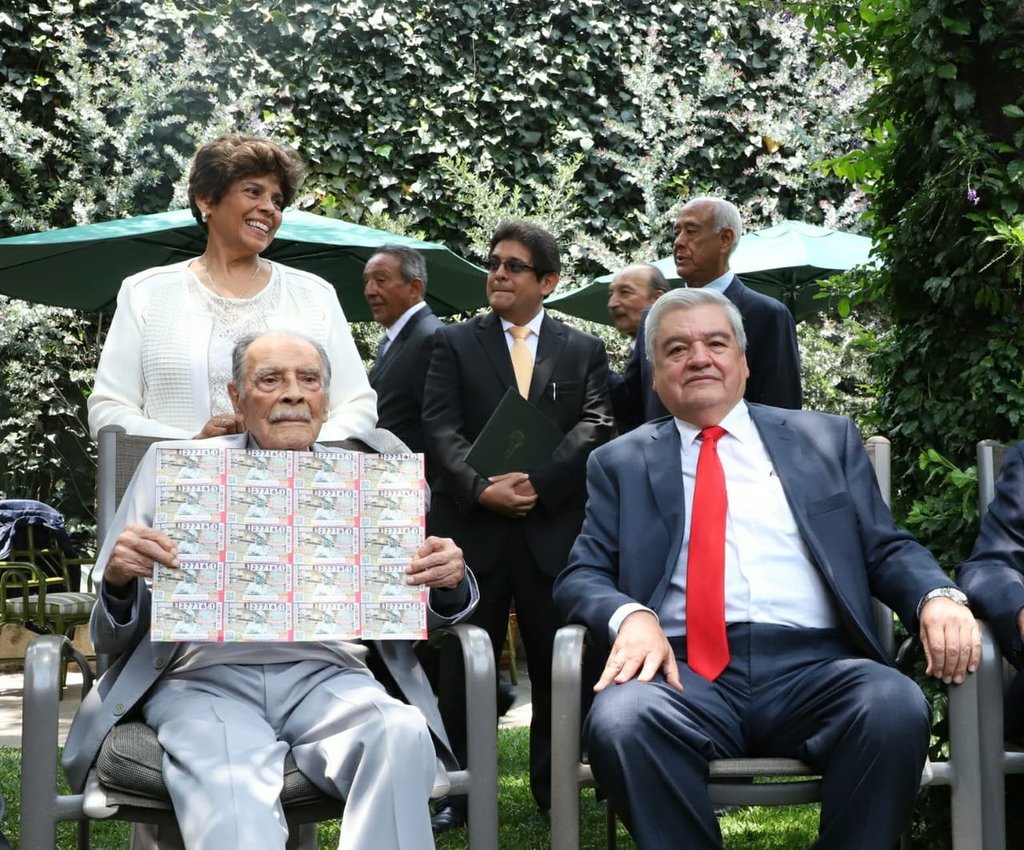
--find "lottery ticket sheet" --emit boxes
[151,448,427,641]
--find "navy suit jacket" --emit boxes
[423,310,614,577]
[368,305,444,456]
[958,441,1024,667]
[553,404,954,661]
[611,276,802,429]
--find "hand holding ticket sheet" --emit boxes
[150,447,428,641]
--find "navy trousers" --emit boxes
[584,624,931,850]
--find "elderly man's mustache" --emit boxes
[268,410,313,423]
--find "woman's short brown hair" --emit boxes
[187,134,306,230]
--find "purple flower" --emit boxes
[967,188,981,205]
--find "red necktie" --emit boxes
[686,425,730,680]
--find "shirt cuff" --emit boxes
[609,603,658,642]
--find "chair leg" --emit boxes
[286,823,317,850]
[605,797,617,849]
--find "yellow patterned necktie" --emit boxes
[508,326,533,398]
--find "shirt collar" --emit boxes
[385,301,428,341]
[688,270,733,294]
[673,400,753,450]
[499,307,545,336]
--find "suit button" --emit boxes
[154,657,166,669]
[113,703,126,716]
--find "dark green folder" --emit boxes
[465,387,564,477]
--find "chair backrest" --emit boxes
[976,439,1009,513]
[96,426,162,553]
[864,436,896,658]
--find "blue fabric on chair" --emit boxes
[0,499,81,591]
[0,499,76,559]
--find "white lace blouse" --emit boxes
[88,260,377,440]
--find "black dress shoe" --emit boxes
[497,679,517,717]
[431,802,467,833]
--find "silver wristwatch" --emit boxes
[917,586,969,618]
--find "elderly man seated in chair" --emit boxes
[62,330,478,850]
[552,288,980,850]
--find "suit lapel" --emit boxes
[643,420,686,607]
[530,313,566,403]
[749,405,836,584]
[476,311,518,390]
[369,307,431,381]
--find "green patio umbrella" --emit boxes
[546,219,875,324]
[0,209,486,320]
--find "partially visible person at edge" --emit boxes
[607,263,668,341]
[88,133,377,441]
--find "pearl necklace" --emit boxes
[198,255,265,299]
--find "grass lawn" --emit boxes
[0,728,819,848]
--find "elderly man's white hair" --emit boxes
[230,330,332,405]
[682,196,744,257]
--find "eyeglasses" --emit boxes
[486,257,537,275]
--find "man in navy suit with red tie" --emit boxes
[554,287,979,850]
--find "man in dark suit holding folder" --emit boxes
[423,220,614,822]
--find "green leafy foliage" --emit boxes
[0,3,881,503]
[0,298,96,545]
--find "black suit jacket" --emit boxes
[611,275,802,429]
[422,310,614,578]
[368,305,444,456]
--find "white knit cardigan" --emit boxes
[88,260,378,440]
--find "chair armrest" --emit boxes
[975,620,1007,824]
[551,625,589,850]
[20,634,87,845]
[435,622,498,850]
[435,623,497,788]
[552,625,587,764]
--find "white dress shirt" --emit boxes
[499,308,544,361]
[611,401,840,638]
[382,300,428,343]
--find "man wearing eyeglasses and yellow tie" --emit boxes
[423,220,614,828]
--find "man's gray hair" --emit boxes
[231,330,333,400]
[684,196,744,257]
[644,288,747,363]
[371,244,429,291]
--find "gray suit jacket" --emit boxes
[553,404,954,660]
[62,431,478,792]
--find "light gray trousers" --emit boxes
[139,659,436,850]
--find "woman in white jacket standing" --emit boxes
[88,133,377,440]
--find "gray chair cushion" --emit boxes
[7,591,95,617]
[95,721,329,808]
